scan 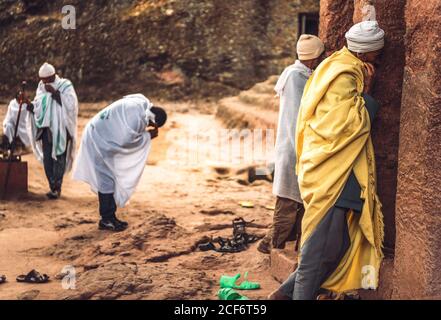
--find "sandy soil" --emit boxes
[0,100,279,300]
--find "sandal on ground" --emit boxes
[214,237,244,253]
[218,288,249,300]
[0,275,6,284]
[198,241,216,252]
[232,217,247,237]
[16,270,50,284]
[220,272,260,290]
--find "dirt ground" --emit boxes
[0,100,280,300]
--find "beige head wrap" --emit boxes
[296,34,325,60]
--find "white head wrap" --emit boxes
[123,93,156,124]
[38,62,56,78]
[345,21,385,53]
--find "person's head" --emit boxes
[38,62,56,83]
[345,21,385,65]
[297,34,325,70]
[150,106,167,128]
[353,49,383,64]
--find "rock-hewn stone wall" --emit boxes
[0,0,319,101]
[319,0,354,55]
[355,0,406,252]
[393,0,441,299]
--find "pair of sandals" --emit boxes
[198,218,261,253]
[0,270,50,284]
[218,272,261,300]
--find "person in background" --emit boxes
[2,91,31,155]
[73,94,167,232]
[26,62,78,199]
[258,35,325,254]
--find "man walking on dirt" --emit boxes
[73,94,167,232]
[258,35,325,254]
[26,62,78,199]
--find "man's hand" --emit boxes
[148,124,159,140]
[363,63,376,94]
[44,84,56,94]
[16,90,26,104]
[26,103,34,113]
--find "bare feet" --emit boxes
[257,238,272,254]
[268,288,291,300]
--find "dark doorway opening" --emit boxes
[298,12,320,37]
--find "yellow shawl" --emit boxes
[295,47,384,292]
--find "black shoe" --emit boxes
[114,217,128,228]
[99,217,127,232]
[46,190,60,200]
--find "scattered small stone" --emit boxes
[70,235,93,241]
[55,223,71,230]
[200,209,235,216]
[84,264,100,271]
[17,290,40,300]
[78,219,95,225]
[120,252,131,257]
[55,272,69,280]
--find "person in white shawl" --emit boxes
[258,35,325,255]
[26,62,78,199]
[73,94,167,232]
[2,92,31,153]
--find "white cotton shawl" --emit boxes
[27,75,78,173]
[273,61,312,202]
[72,94,154,207]
[3,99,31,147]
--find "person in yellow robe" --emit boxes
[269,21,385,300]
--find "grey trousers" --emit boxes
[278,205,351,300]
[41,128,67,192]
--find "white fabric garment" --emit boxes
[72,94,155,208]
[345,21,385,53]
[27,75,78,173]
[3,99,31,147]
[273,60,312,202]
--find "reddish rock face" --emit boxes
[319,0,354,55]
[355,0,406,251]
[393,0,441,299]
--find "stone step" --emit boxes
[269,242,298,283]
[216,96,278,130]
[270,241,394,300]
[248,75,278,95]
[238,91,278,112]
